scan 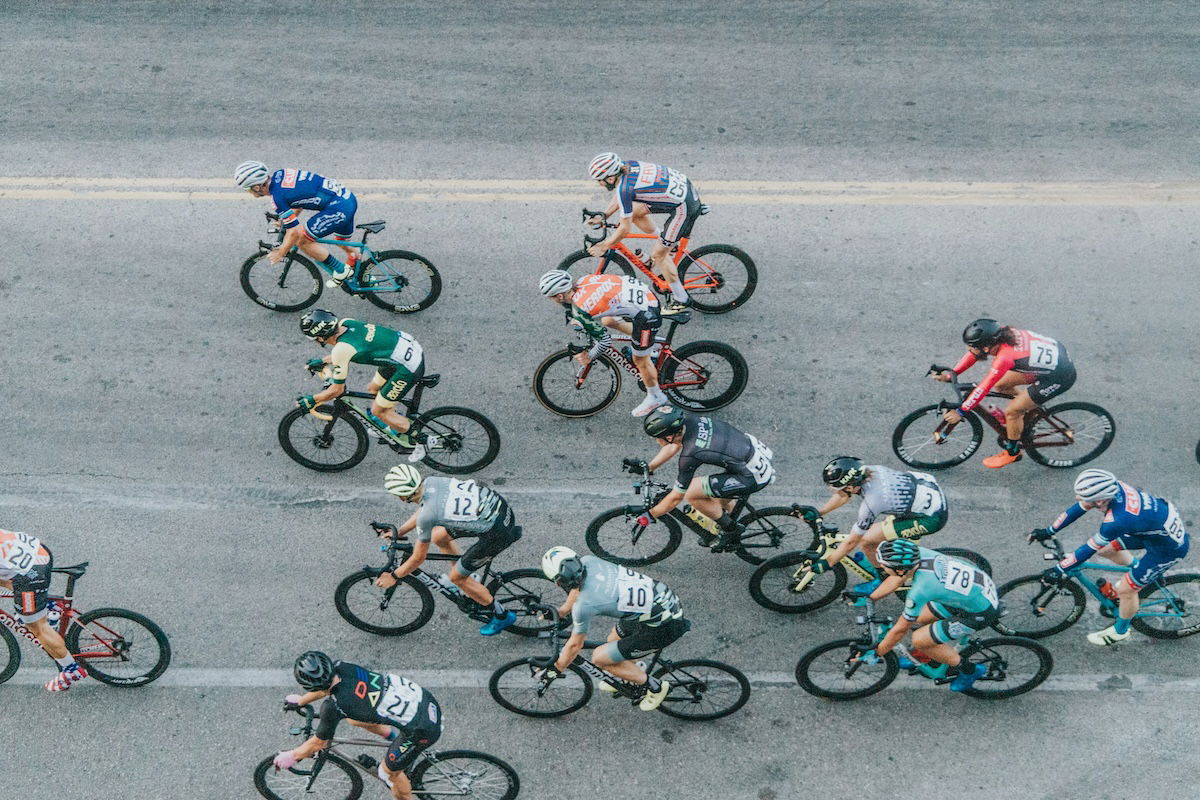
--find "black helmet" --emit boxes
[643,405,685,438]
[542,546,587,590]
[962,318,1003,348]
[822,456,867,489]
[300,309,340,339]
[294,650,335,690]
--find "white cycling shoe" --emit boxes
[1087,624,1132,646]
[631,393,667,417]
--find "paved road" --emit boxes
[3,2,1199,799]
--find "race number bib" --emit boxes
[1164,503,1187,545]
[665,169,688,201]
[746,435,775,485]
[444,480,481,522]
[940,559,999,606]
[377,674,423,726]
[321,177,351,199]
[1027,332,1059,370]
[389,332,424,369]
[0,531,40,573]
[616,568,655,613]
[622,280,653,311]
[909,472,944,515]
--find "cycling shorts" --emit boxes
[882,508,948,541]
[1026,359,1076,405]
[703,468,768,500]
[1124,546,1187,590]
[607,616,692,663]
[451,522,523,576]
[926,601,1002,645]
[303,196,359,242]
[11,560,52,624]
[659,182,702,246]
[630,308,662,356]
[383,704,442,774]
[373,361,424,408]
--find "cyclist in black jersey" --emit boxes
[274,651,442,800]
[633,406,776,552]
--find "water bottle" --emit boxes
[45,600,61,628]
[435,574,459,594]
[982,402,1007,425]
[850,552,867,565]
[680,504,720,535]
[1097,578,1119,601]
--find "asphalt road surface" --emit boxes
[2,2,1199,799]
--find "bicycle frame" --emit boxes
[928,364,1078,449]
[258,212,400,295]
[854,598,973,683]
[1033,536,1186,621]
[527,605,665,699]
[567,319,702,392]
[580,208,721,294]
[787,522,879,589]
[0,564,130,664]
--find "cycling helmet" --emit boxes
[300,309,340,339]
[962,318,1004,348]
[539,270,574,297]
[587,152,624,181]
[542,546,586,590]
[1074,468,1119,502]
[384,464,423,499]
[234,160,270,189]
[643,405,685,438]
[294,650,335,690]
[822,456,867,489]
[877,539,921,571]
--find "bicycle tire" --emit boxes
[748,551,849,614]
[677,243,757,313]
[532,349,622,418]
[892,404,984,469]
[415,406,500,475]
[1023,401,1116,468]
[585,506,683,566]
[361,249,442,313]
[1131,573,1200,639]
[959,636,1054,699]
[253,753,363,800]
[653,658,751,721]
[938,547,993,577]
[0,627,20,685]
[659,340,748,412]
[795,638,899,700]
[64,608,172,686]
[239,250,323,312]
[1195,439,1200,465]
[333,570,435,636]
[556,248,638,280]
[992,574,1086,638]
[492,568,572,638]
[278,405,370,472]
[488,659,593,717]
[734,505,818,566]
[411,750,520,800]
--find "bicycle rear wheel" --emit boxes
[0,627,20,685]
[532,349,622,418]
[1023,401,1116,468]
[892,405,984,469]
[1131,573,1200,639]
[960,636,1054,699]
[993,574,1086,638]
[734,506,818,566]
[659,340,748,411]
[677,244,757,313]
[416,407,500,475]
[556,248,638,280]
[254,753,363,800]
[938,547,993,576]
[410,750,520,800]
[239,251,323,312]
[333,570,435,636]
[749,552,848,613]
[585,506,683,566]
[64,608,171,686]
[488,659,593,717]
[278,405,370,472]
[361,249,442,313]
[795,638,898,700]
[492,568,571,638]
[654,659,750,721]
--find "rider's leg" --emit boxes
[632,354,660,392]
[1096,541,1134,568]
[631,204,657,235]
[650,240,686,303]
[1002,387,1038,442]
[911,623,962,668]
[382,720,440,800]
[447,560,494,607]
[26,616,69,661]
[683,478,725,522]
[346,719,396,740]
[371,366,420,437]
[1114,574,1140,628]
[593,639,649,685]
[860,524,887,566]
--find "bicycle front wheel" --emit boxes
[532,349,621,418]
[492,568,571,638]
[254,753,363,800]
[749,552,848,614]
[411,750,520,800]
[677,243,757,313]
[1023,401,1116,468]
[892,404,984,469]
[795,638,898,700]
[654,659,750,721]
[659,340,748,411]
[734,506,818,566]
[64,608,172,686]
[0,627,20,685]
[278,405,370,472]
[993,574,1086,638]
[585,506,683,566]
[239,250,323,312]
[1131,573,1200,639]
[333,570,435,636]
[959,636,1054,699]
[416,407,500,475]
[488,659,593,717]
[556,248,637,280]
[361,249,442,313]
[938,547,993,576]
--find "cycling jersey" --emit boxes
[415,478,514,542]
[614,162,691,215]
[903,547,999,623]
[328,319,424,384]
[570,275,660,358]
[268,169,358,240]
[570,556,683,636]
[314,661,439,741]
[952,329,1074,412]
[0,530,50,581]
[674,413,774,494]
[851,467,947,537]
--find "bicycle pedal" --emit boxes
[356,754,378,769]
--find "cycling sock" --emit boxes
[668,282,687,302]
[491,599,506,616]
[645,675,662,692]
[386,729,399,742]
[1113,616,1132,635]
[1001,437,1021,455]
[54,655,77,670]
[322,253,345,273]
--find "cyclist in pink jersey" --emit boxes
[936,318,1076,468]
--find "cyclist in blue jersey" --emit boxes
[1034,468,1190,646]
[584,152,703,313]
[234,161,360,286]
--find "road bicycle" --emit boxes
[488,605,750,721]
[532,315,748,417]
[254,703,519,800]
[556,208,757,313]
[991,534,1200,639]
[892,364,1115,469]
[240,212,442,313]
[584,460,801,566]
[748,507,992,614]
[0,561,171,686]
[334,522,569,638]
[278,368,500,475]
[795,596,1053,700]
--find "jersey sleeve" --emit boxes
[616,177,636,217]
[951,351,978,374]
[674,455,699,493]
[314,697,341,740]
[902,588,923,621]
[270,187,301,229]
[414,503,438,543]
[959,351,1015,412]
[327,342,356,384]
[850,500,876,537]
[571,307,611,358]
[571,604,592,636]
[1047,503,1087,534]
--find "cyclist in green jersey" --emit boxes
[297,309,426,454]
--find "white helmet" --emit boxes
[384,464,423,499]
[542,546,586,589]
[587,152,623,181]
[538,270,574,297]
[1073,468,1119,502]
[234,160,270,189]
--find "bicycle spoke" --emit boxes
[72,617,156,681]
[416,755,514,800]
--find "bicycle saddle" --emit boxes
[417,373,441,387]
[51,562,89,577]
[356,220,387,234]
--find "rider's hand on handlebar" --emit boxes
[622,457,649,473]
[284,694,303,708]
[585,212,606,229]
[1041,566,1068,585]
[305,358,326,374]
[942,408,963,425]
[273,751,299,771]
[852,648,881,665]
[1027,527,1055,544]
[800,551,827,574]
[296,394,317,411]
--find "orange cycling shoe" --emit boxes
[982,450,1022,469]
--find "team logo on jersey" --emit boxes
[282,169,298,188]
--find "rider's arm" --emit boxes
[950,351,977,374]
[1046,503,1087,534]
[1059,519,1119,569]
[293,687,331,707]
[650,488,686,519]
[558,587,580,618]
[394,509,421,537]
[958,351,1015,413]
[290,734,331,761]
[554,631,586,673]
[600,216,633,250]
[571,307,611,359]
[392,540,430,579]
[0,578,10,589]
[817,490,852,517]
[869,574,907,601]
[874,614,914,656]
[647,442,682,473]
